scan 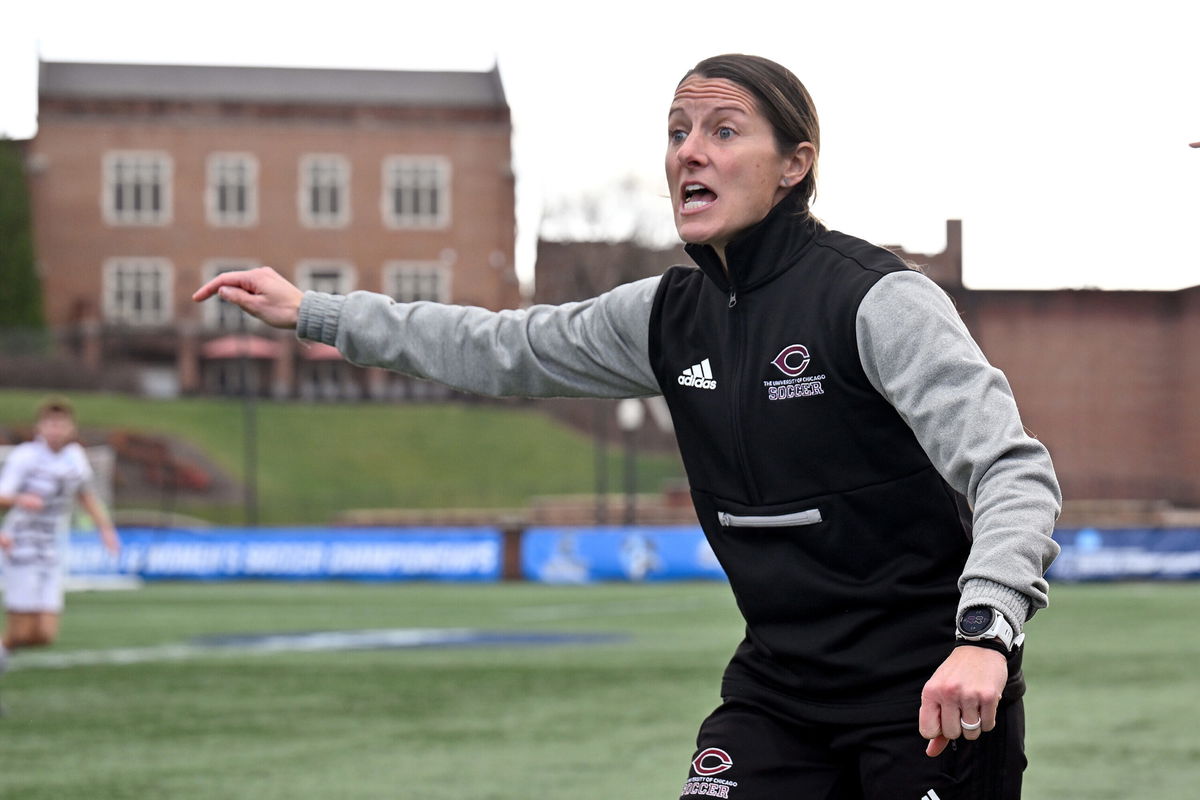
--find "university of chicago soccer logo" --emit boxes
[765,344,825,401]
[692,747,734,776]
[771,344,810,377]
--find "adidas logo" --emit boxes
[921,791,943,800]
[678,358,717,390]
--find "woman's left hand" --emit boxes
[918,646,1008,757]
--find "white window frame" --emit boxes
[102,258,174,325]
[206,153,259,227]
[294,260,357,295]
[298,154,350,228]
[382,260,451,303]
[381,156,451,229]
[202,259,262,330]
[102,151,173,226]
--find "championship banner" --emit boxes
[1047,528,1200,581]
[521,526,725,583]
[67,527,502,582]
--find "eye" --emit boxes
[716,127,736,140]
[669,129,687,145]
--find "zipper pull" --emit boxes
[728,290,737,308]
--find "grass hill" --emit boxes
[0,390,684,525]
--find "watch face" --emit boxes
[959,607,995,636]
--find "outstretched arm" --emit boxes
[296,280,662,399]
[192,267,304,330]
[196,267,664,400]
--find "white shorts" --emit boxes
[2,562,64,613]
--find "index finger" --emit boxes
[192,270,258,302]
[918,696,943,742]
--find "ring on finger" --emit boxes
[960,717,982,731]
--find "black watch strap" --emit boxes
[954,639,1014,657]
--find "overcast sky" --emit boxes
[2,0,1197,291]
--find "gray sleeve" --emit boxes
[856,270,1062,634]
[296,276,662,399]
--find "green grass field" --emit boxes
[0,389,685,525]
[2,580,1198,799]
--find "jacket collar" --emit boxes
[684,192,823,295]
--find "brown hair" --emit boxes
[680,54,820,213]
[36,395,76,421]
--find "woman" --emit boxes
[195,54,1060,799]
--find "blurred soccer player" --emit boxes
[0,398,120,689]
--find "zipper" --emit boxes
[726,281,758,504]
[718,509,823,528]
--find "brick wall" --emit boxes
[28,102,518,328]
[951,287,1199,505]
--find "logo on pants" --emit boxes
[692,747,734,776]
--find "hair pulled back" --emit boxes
[680,54,820,213]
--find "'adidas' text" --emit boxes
[678,358,717,390]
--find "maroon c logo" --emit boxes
[771,344,810,377]
[692,747,734,776]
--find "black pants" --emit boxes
[679,697,1026,800]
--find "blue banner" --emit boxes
[1047,527,1200,581]
[521,525,1200,584]
[62,525,1200,584]
[67,527,502,582]
[521,526,725,583]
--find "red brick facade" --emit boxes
[956,286,1200,507]
[25,62,518,398]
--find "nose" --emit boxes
[675,131,708,168]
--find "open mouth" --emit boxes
[682,183,717,211]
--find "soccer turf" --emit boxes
[1,581,1197,799]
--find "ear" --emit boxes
[779,142,816,189]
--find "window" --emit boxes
[382,156,450,229]
[295,261,356,295]
[207,154,258,226]
[103,258,173,325]
[103,151,172,225]
[383,261,450,303]
[299,155,350,227]
[202,260,261,329]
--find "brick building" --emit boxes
[24,60,518,398]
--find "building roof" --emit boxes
[39,60,507,109]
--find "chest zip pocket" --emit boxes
[717,509,823,528]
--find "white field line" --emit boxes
[8,628,486,672]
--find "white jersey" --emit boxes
[0,438,94,567]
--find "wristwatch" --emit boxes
[955,606,1024,651]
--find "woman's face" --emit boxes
[666,76,808,255]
